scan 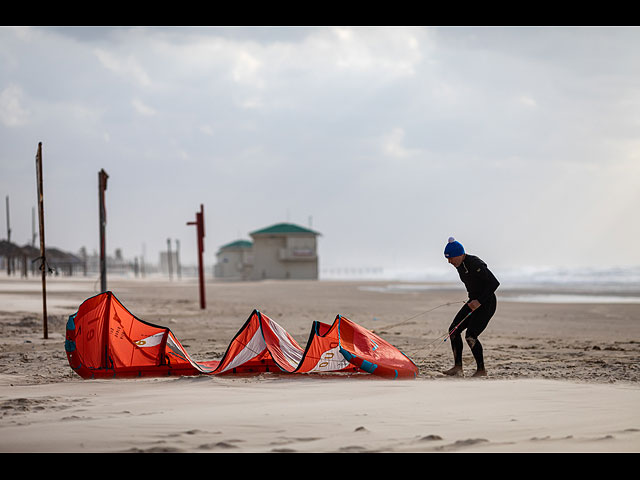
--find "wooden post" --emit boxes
[31,207,36,276]
[187,204,206,309]
[175,239,181,280]
[35,142,48,339]
[134,257,139,277]
[98,169,109,292]
[32,206,36,247]
[166,238,173,281]
[141,243,146,278]
[5,195,11,276]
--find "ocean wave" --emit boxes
[326,264,640,295]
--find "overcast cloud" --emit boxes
[1,26,639,276]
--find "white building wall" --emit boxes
[249,234,318,280]
[215,249,253,280]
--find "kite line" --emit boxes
[372,300,467,332]
[372,300,477,357]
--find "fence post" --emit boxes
[187,204,206,309]
[35,142,48,339]
[98,169,109,292]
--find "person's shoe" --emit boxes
[472,368,487,377]
[443,365,463,376]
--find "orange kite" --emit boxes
[65,292,418,380]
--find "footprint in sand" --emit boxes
[435,438,489,451]
[338,445,368,452]
[60,415,95,421]
[269,436,322,446]
[0,396,67,416]
[122,446,185,453]
[198,440,244,450]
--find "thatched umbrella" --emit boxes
[0,240,26,275]
[1,241,84,276]
[0,239,25,257]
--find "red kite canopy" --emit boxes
[65,292,418,380]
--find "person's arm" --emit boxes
[469,260,500,308]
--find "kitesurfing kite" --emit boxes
[65,292,418,380]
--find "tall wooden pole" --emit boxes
[187,204,205,309]
[197,205,205,309]
[98,169,109,293]
[35,142,48,339]
[141,243,146,278]
[5,195,11,276]
[167,238,173,281]
[175,239,181,279]
[32,207,35,247]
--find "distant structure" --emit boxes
[214,222,320,281]
[250,223,320,280]
[0,240,84,277]
[159,251,180,277]
[214,240,253,281]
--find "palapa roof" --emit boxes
[0,240,83,264]
[0,240,24,256]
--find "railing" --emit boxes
[279,248,317,261]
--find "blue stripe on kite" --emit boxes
[66,313,76,330]
[359,359,378,373]
[339,347,378,373]
[339,347,354,361]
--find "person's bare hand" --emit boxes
[467,299,481,311]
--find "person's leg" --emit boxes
[465,334,485,374]
[443,304,471,376]
[465,295,497,376]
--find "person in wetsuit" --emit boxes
[443,237,500,377]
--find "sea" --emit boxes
[321,265,640,304]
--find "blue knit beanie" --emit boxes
[444,237,465,258]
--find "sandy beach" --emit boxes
[0,274,638,453]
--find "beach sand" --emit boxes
[0,274,638,453]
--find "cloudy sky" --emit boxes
[1,26,639,277]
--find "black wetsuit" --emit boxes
[449,254,500,370]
